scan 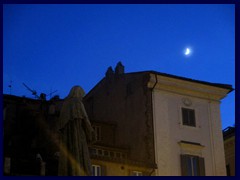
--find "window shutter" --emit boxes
[198,157,205,176]
[101,165,107,176]
[189,110,196,126]
[180,155,188,176]
[182,108,188,125]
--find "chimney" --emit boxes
[40,93,46,100]
[105,66,114,81]
[115,61,125,76]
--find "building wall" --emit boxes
[208,102,227,175]
[84,73,155,167]
[91,159,154,176]
[3,95,62,176]
[152,84,226,175]
[224,132,235,176]
[85,69,230,176]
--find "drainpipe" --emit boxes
[150,74,158,175]
[152,74,158,90]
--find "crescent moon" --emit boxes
[185,48,190,55]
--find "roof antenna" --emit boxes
[22,83,40,99]
[47,89,58,99]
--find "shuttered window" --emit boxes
[182,108,196,127]
[131,171,143,176]
[92,165,101,176]
[180,154,205,176]
[92,165,106,176]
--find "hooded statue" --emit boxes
[58,86,95,176]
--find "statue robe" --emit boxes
[58,86,94,176]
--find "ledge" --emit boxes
[178,140,205,150]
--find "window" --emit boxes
[132,171,143,176]
[110,151,114,157]
[90,147,126,159]
[116,152,121,158]
[93,125,101,141]
[182,108,196,127]
[92,165,106,176]
[104,150,109,157]
[180,155,205,176]
[92,165,101,176]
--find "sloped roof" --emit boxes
[85,70,233,98]
[223,126,235,140]
[140,70,233,93]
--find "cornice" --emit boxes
[148,74,231,101]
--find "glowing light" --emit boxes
[185,48,191,55]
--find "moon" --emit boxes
[184,48,191,55]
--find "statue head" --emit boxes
[67,86,85,99]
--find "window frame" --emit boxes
[131,171,143,176]
[181,107,196,127]
[92,164,101,176]
[180,154,205,176]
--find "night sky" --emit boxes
[3,4,235,129]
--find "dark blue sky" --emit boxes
[3,4,235,129]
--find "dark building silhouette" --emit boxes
[3,95,62,175]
